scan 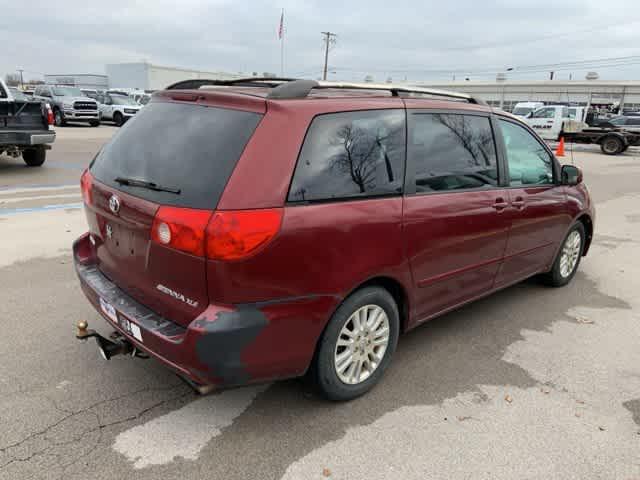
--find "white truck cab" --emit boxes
[511,102,545,117]
[524,105,587,141]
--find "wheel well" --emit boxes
[349,276,410,333]
[577,214,593,255]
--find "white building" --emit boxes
[105,62,244,91]
[412,80,640,113]
[44,74,109,90]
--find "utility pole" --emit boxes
[321,32,337,81]
[18,69,24,89]
[549,70,555,80]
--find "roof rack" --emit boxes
[166,77,296,90]
[166,77,486,105]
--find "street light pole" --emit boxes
[18,69,24,89]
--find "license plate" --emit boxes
[99,297,117,323]
[99,297,143,342]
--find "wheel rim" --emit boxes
[559,230,582,278]
[334,304,390,385]
[55,112,61,125]
[604,139,618,153]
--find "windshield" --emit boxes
[512,107,532,116]
[52,87,83,97]
[9,88,28,100]
[111,95,138,106]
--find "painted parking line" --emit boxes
[0,183,79,193]
[0,202,83,216]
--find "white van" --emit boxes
[512,102,545,117]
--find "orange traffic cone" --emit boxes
[556,137,565,157]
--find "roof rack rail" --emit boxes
[166,77,486,105]
[267,80,487,105]
[166,77,297,90]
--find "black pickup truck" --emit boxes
[0,80,56,167]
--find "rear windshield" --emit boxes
[90,101,262,209]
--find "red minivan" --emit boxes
[73,79,594,400]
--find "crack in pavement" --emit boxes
[0,384,193,475]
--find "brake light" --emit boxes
[151,206,212,256]
[206,209,283,261]
[80,170,93,205]
[46,104,54,126]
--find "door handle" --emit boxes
[493,198,509,211]
[512,196,525,210]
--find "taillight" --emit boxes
[46,104,54,126]
[80,170,93,205]
[206,209,282,261]
[151,206,212,257]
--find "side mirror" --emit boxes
[561,165,583,186]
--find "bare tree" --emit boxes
[4,73,21,87]
[329,122,401,193]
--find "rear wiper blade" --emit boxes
[114,177,181,194]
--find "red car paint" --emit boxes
[73,86,594,389]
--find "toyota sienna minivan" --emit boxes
[73,78,594,400]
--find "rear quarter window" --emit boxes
[288,109,406,202]
[90,101,262,209]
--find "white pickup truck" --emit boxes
[0,79,56,166]
[523,105,640,155]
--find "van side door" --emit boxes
[402,110,512,325]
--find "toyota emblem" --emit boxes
[109,195,121,214]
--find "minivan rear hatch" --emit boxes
[86,98,263,326]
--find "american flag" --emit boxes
[278,10,284,40]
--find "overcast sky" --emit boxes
[1,0,639,83]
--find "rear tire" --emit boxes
[312,286,399,401]
[542,222,585,287]
[600,136,624,155]
[22,148,46,167]
[113,112,123,127]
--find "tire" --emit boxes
[312,286,400,401]
[113,112,124,127]
[542,222,585,287]
[53,108,65,127]
[89,120,100,127]
[22,148,46,167]
[600,136,624,155]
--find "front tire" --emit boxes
[543,223,585,287]
[22,148,46,167]
[312,286,399,401]
[113,112,124,127]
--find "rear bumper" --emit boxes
[73,232,338,387]
[0,130,55,147]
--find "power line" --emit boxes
[331,55,640,77]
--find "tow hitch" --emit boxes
[76,320,147,360]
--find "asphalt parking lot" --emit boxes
[1,126,639,480]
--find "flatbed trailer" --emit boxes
[562,128,640,155]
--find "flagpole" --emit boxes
[280,8,284,76]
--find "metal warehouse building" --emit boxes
[412,80,640,112]
[105,62,244,91]
[44,74,108,90]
